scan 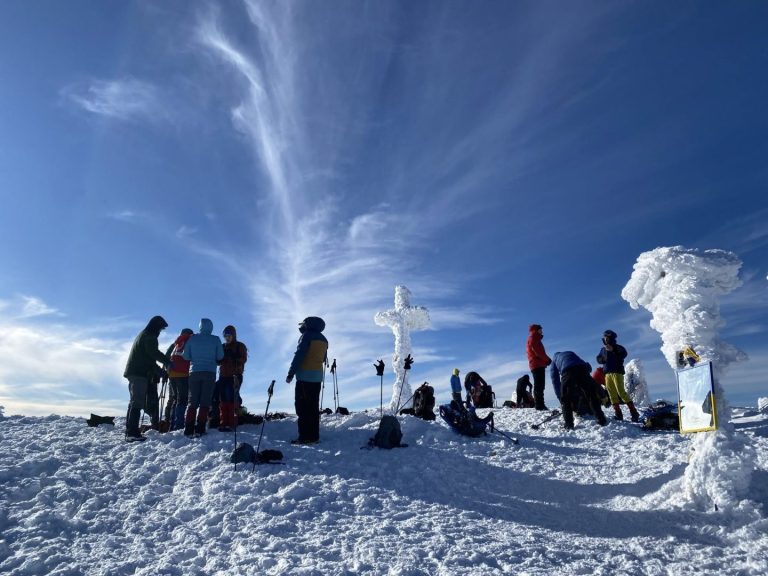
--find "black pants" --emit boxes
[560,366,606,427]
[531,367,546,410]
[295,380,322,442]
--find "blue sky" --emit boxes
[1,0,766,417]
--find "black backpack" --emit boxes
[476,386,495,408]
[413,383,436,420]
[371,415,404,449]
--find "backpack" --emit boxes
[413,383,436,420]
[476,385,495,408]
[371,415,404,449]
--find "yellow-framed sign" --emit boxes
[676,361,718,433]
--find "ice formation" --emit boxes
[624,359,651,407]
[374,285,431,410]
[622,246,753,510]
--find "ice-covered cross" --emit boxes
[374,285,431,411]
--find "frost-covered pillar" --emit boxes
[374,286,430,411]
[622,246,753,510]
[624,359,651,407]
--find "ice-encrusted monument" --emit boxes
[375,285,430,410]
[622,246,753,510]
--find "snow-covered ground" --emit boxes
[1,407,767,576]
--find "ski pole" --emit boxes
[253,380,276,472]
[396,389,418,414]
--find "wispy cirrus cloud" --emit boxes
[62,77,166,122]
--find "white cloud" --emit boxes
[107,210,143,223]
[62,77,166,122]
[18,295,63,319]
[176,225,198,239]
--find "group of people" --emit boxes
[521,324,640,429]
[123,315,328,444]
[124,313,639,443]
[123,316,248,441]
[452,324,641,430]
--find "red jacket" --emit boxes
[219,325,248,378]
[592,366,605,385]
[526,326,551,370]
[168,333,192,377]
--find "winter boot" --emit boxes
[627,401,640,423]
[196,407,209,436]
[612,403,624,421]
[596,412,608,426]
[184,406,196,437]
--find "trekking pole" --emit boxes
[158,377,168,431]
[394,354,414,413]
[319,360,327,412]
[233,375,240,471]
[330,359,338,412]
[374,360,385,416]
[252,380,276,472]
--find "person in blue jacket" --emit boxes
[550,351,607,430]
[286,317,329,444]
[450,368,462,404]
[182,318,224,436]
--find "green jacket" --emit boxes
[123,316,169,379]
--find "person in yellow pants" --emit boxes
[596,330,640,422]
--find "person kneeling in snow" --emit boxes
[516,375,535,408]
[550,351,607,430]
[286,317,329,445]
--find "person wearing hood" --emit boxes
[550,351,607,430]
[286,316,328,445]
[215,325,248,432]
[123,315,170,442]
[596,330,639,422]
[182,318,224,436]
[450,368,462,404]
[165,328,194,431]
[526,324,552,410]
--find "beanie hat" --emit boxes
[529,324,542,332]
[180,328,194,336]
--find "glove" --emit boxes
[403,354,414,370]
[286,375,293,384]
[374,359,385,376]
[546,359,552,366]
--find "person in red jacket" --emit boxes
[216,325,248,432]
[526,324,552,410]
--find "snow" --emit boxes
[622,246,754,511]
[2,408,767,575]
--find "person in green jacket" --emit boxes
[123,315,170,442]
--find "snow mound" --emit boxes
[759,397,768,414]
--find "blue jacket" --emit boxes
[182,318,224,374]
[288,317,329,383]
[550,352,591,400]
[596,344,627,374]
[450,375,462,394]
